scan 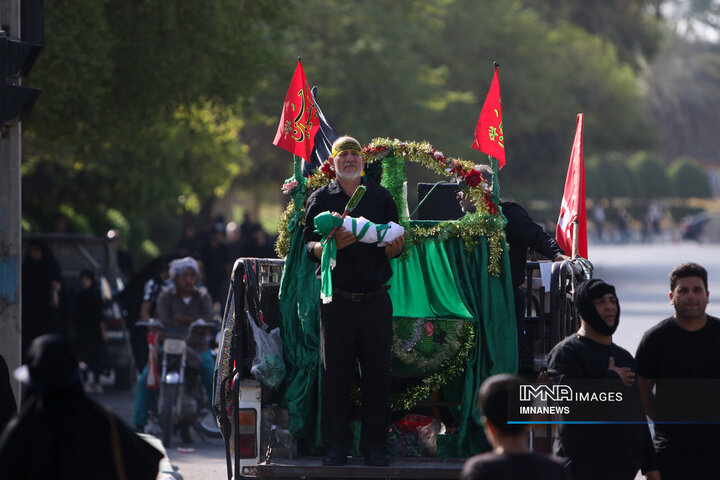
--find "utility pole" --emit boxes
[0,0,22,403]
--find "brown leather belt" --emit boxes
[332,285,390,302]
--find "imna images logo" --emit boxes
[519,384,573,402]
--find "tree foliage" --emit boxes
[22,0,713,258]
[257,0,654,202]
[667,155,713,197]
[529,0,664,69]
[22,0,291,235]
[628,151,672,197]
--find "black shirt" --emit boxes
[635,315,720,451]
[304,177,399,292]
[547,335,657,479]
[461,451,571,480]
[502,201,564,289]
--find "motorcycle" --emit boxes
[139,318,222,447]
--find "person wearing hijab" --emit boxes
[21,238,64,361]
[0,334,162,479]
[0,353,17,434]
[72,269,107,393]
[547,279,659,480]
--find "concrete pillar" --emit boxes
[0,0,23,405]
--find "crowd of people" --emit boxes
[18,215,277,395]
[590,201,669,244]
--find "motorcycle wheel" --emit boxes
[161,383,179,447]
[196,407,222,438]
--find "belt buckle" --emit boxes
[351,292,364,302]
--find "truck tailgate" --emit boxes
[241,457,464,478]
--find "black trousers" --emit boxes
[657,446,716,480]
[320,292,392,457]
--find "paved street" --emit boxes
[94,385,227,480]
[93,241,720,479]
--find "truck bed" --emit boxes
[240,456,465,479]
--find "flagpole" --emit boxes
[572,220,579,258]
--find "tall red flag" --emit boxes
[556,114,588,259]
[273,59,320,161]
[472,63,505,168]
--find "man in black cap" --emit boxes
[0,334,163,479]
[547,279,659,480]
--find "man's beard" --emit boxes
[336,169,362,181]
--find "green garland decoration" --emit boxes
[275,199,301,258]
[392,319,468,372]
[390,322,475,411]
[350,321,475,412]
[275,138,506,275]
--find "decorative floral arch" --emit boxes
[277,137,507,276]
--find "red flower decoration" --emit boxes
[465,169,483,187]
[321,160,336,179]
[424,321,434,337]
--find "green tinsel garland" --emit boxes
[350,322,475,412]
[275,138,506,276]
[390,322,475,411]
[392,319,468,372]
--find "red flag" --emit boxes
[556,114,588,259]
[273,59,320,161]
[472,63,505,168]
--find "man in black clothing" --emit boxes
[547,279,659,480]
[0,354,16,434]
[458,164,569,291]
[304,136,405,467]
[458,166,569,372]
[462,374,570,480]
[636,262,720,480]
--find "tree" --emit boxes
[585,152,638,199]
[528,0,664,69]
[667,155,712,197]
[22,0,293,245]
[628,151,672,197]
[644,36,720,164]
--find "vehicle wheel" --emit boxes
[196,407,222,438]
[160,384,179,447]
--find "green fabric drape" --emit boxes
[279,231,517,456]
[387,241,472,319]
[277,158,516,455]
[277,158,322,445]
[443,236,517,456]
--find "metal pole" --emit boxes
[572,220,579,258]
[0,0,23,404]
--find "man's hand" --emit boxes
[385,233,406,258]
[608,357,636,387]
[553,254,572,262]
[335,228,357,250]
[645,470,661,480]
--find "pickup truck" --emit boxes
[212,139,585,479]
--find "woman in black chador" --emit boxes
[0,335,163,479]
[21,238,64,361]
[72,269,107,393]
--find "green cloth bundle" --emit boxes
[314,211,405,303]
